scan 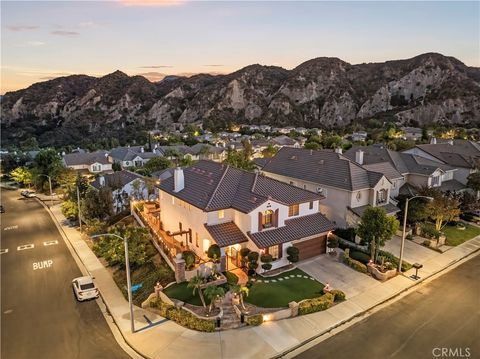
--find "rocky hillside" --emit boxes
[1,53,479,147]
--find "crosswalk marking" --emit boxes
[43,240,58,246]
[17,244,34,251]
[0,249,8,254]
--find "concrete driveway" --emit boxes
[298,254,378,298]
[383,235,439,265]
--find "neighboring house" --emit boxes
[261,147,398,228]
[158,160,334,271]
[344,145,463,197]
[63,150,112,174]
[350,131,368,142]
[250,139,271,158]
[271,135,300,148]
[109,146,159,169]
[403,139,480,185]
[188,143,227,162]
[91,170,149,213]
[400,127,423,141]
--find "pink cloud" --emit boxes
[7,25,38,32]
[51,30,79,36]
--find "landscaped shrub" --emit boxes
[260,253,273,271]
[406,234,414,240]
[327,236,339,250]
[330,289,346,302]
[247,251,259,272]
[377,250,412,272]
[246,314,263,326]
[224,271,239,286]
[150,297,216,332]
[239,248,251,268]
[207,244,221,262]
[182,250,196,270]
[298,293,335,315]
[343,256,368,273]
[349,250,370,264]
[421,223,440,239]
[334,227,356,242]
[286,246,299,263]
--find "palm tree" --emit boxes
[187,275,207,309]
[204,285,225,314]
[232,284,249,310]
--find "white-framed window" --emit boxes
[317,187,327,197]
[376,189,388,205]
[431,176,440,187]
[309,201,314,210]
[92,164,101,172]
[218,210,225,219]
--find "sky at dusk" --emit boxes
[1,1,479,94]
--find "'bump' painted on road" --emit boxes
[17,244,34,251]
[4,225,18,231]
[43,240,58,246]
[33,260,53,270]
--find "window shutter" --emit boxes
[278,244,283,259]
[258,212,263,232]
[273,209,279,227]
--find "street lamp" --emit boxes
[37,174,53,207]
[91,233,135,333]
[398,195,434,272]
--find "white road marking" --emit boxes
[17,244,34,251]
[43,240,58,246]
[33,259,53,270]
[4,225,18,231]
[0,249,8,254]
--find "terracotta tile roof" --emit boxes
[247,212,333,248]
[204,222,249,247]
[159,160,322,213]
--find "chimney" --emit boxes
[355,149,364,165]
[335,147,343,154]
[173,167,184,192]
[99,176,105,187]
[141,147,145,153]
[430,137,437,144]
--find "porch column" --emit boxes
[174,256,186,283]
[219,247,227,272]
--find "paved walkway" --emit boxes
[383,235,438,265]
[45,202,480,359]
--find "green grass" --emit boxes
[245,268,324,308]
[163,282,211,306]
[443,223,480,246]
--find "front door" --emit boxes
[230,247,240,267]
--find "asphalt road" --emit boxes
[296,254,480,359]
[0,188,131,359]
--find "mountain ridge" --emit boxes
[2,52,479,147]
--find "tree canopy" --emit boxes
[357,206,399,263]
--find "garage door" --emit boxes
[295,235,327,261]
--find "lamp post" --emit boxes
[37,174,53,207]
[91,233,135,333]
[398,195,433,273]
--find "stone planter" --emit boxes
[367,263,397,281]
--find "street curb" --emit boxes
[272,246,480,359]
[35,198,147,359]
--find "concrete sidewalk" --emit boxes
[46,203,480,359]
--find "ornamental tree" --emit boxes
[357,207,400,264]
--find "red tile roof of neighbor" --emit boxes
[159,160,323,213]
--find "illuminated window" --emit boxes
[267,244,282,260]
[262,210,274,228]
[218,210,225,219]
[288,204,299,217]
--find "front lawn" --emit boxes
[163,281,209,306]
[246,268,324,308]
[443,223,480,246]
